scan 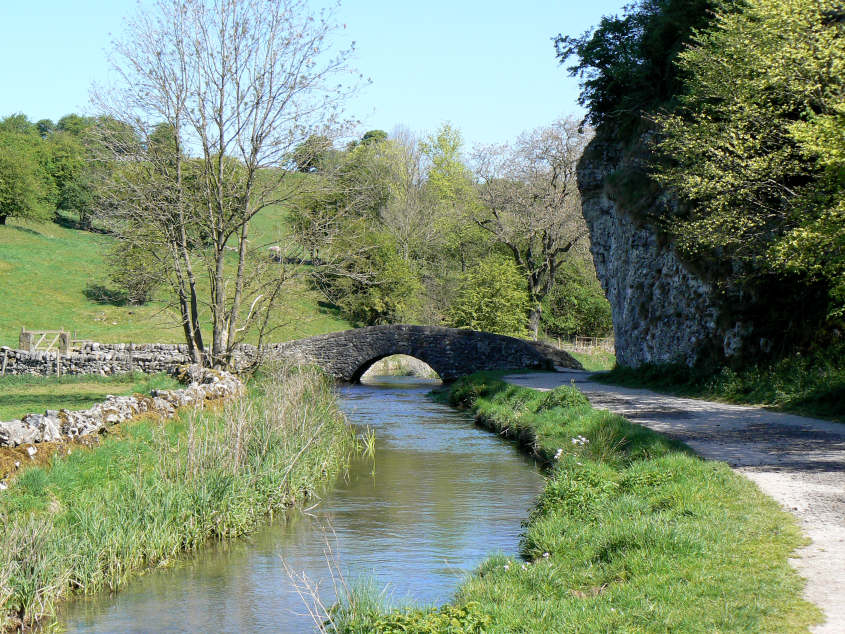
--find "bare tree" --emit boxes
[93,0,356,367]
[472,117,593,340]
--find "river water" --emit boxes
[60,376,545,633]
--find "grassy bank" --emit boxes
[333,373,820,632]
[597,348,845,421]
[0,372,179,421]
[0,365,354,631]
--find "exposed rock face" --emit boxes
[578,135,736,368]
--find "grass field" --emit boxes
[332,374,820,632]
[566,348,616,372]
[0,211,351,348]
[0,373,179,421]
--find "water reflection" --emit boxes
[61,376,544,633]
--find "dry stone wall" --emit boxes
[0,366,244,449]
[0,326,582,382]
[0,342,194,377]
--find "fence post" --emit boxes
[19,328,33,352]
[59,331,70,354]
[1,349,7,376]
[57,351,62,378]
[129,342,134,373]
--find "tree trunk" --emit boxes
[528,305,541,341]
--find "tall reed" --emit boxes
[0,363,353,631]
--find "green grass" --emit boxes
[0,365,354,631]
[334,373,821,633]
[567,348,617,372]
[596,348,845,421]
[0,372,179,421]
[0,211,352,348]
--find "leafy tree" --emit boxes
[56,113,94,137]
[541,256,613,338]
[0,115,52,225]
[291,134,334,172]
[361,129,388,145]
[46,130,94,225]
[419,123,490,271]
[652,0,845,318]
[324,227,422,325]
[473,117,592,339]
[447,254,530,338]
[555,0,716,133]
[35,119,55,138]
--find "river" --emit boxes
[60,375,545,633]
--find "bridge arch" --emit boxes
[268,325,581,382]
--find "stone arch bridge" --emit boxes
[266,325,582,382]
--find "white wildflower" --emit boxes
[554,448,563,460]
[27,446,37,457]
[0,482,7,491]
[543,552,550,559]
[503,564,510,571]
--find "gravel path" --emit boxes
[503,370,845,633]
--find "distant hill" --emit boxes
[0,212,351,348]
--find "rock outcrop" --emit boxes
[578,134,741,368]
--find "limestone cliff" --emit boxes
[577,134,747,368]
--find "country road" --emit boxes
[503,370,845,633]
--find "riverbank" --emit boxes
[0,364,354,632]
[333,373,821,632]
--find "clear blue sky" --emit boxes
[0,0,624,148]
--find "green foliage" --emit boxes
[541,257,612,338]
[653,0,845,319]
[292,134,334,172]
[327,227,422,325]
[334,602,491,634]
[46,130,94,222]
[108,238,163,305]
[0,115,53,225]
[598,342,845,420]
[555,0,716,132]
[447,255,530,337]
